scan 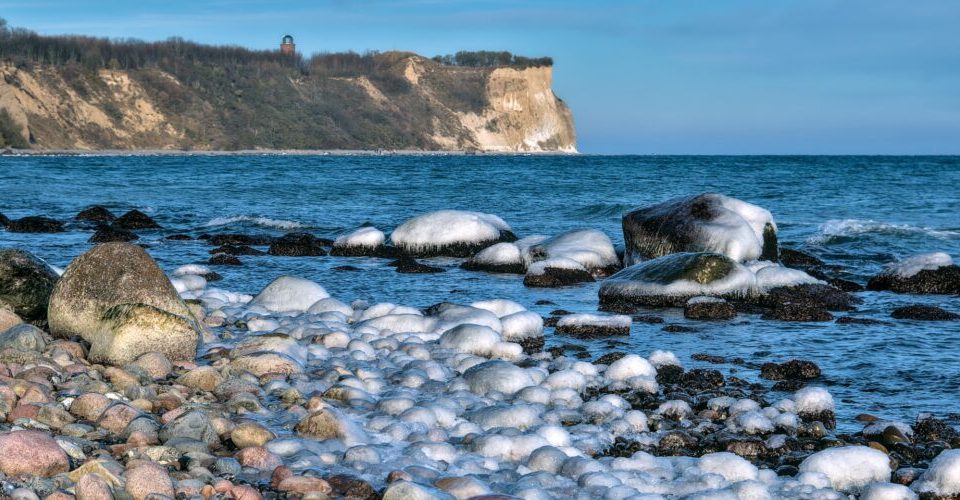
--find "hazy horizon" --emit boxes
[3,0,958,155]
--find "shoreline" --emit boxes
[0,148,580,157]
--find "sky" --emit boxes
[2,0,958,154]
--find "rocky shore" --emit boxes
[1,194,959,499]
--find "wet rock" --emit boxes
[268,232,328,256]
[0,323,48,351]
[230,352,303,376]
[89,225,138,243]
[684,297,736,320]
[236,445,282,472]
[295,407,367,445]
[90,303,200,365]
[913,415,959,443]
[525,229,621,277]
[461,242,526,274]
[622,193,778,264]
[0,430,70,477]
[780,248,824,268]
[393,256,444,274]
[600,252,751,308]
[663,324,698,333]
[209,244,264,256]
[762,303,833,322]
[681,369,725,391]
[231,422,275,448]
[159,410,218,446]
[656,364,685,385]
[868,265,960,295]
[382,480,454,500]
[523,264,594,287]
[178,366,224,392]
[891,305,959,321]
[209,253,242,266]
[595,352,627,365]
[326,474,378,500]
[760,360,821,381]
[250,275,329,313]
[75,205,116,222]
[5,216,65,233]
[758,283,861,312]
[330,226,393,257]
[206,233,275,246]
[0,249,59,322]
[114,209,161,230]
[835,316,892,326]
[555,314,630,337]
[48,242,196,338]
[125,461,175,499]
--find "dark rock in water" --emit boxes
[799,409,836,430]
[164,234,193,241]
[622,193,778,264]
[89,225,138,243]
[913,415,959,443]
[535,299,555,306]
[681,368,725,391]
[392,256,444,274]
[209,244,265,256]
[835,316,892,326]
[663,324,697,333]
[656,364,685,385]
[772,380,806,392]
[75,205,116,222]
[868,265,960,295]
[202,272,223,282]
[779,248,824,268]
[543,317,560,327]
[804,268,865,292]
[692,353,726,364]
[326,474,378,500]
[555,321,629,338]
[760,360,821,381]
[0,249,59,322]
[333,265,362,272]
[6,216,65,233]
[684,299,736,320]
[523,266,594,288]
[207,234,274,246]
[209,254,242,266]
[461,259,526,275]
[595,352,626,365]
[634,315,665,324]
[0,213,9,227]
[758,283,861,312]
[114,209,161,229]
[762,304,833,322]
[518,336,545,354]
[330,244,397,258]
[891,305,959,321]
[268,233,327,256]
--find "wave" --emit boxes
[571,202,634,219]
[203,215,308,230]
[807,219,960,244]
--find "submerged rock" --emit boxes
[75,205,116,222]
[392,256,445,274]
[268,232,328,256]
[209,253,242,265]
[48,242,196,340]
[891,304,959,321]
[89,225,138,243]
[206,233,274,246]
[684,296,736,320]
[209,243,265,255]
[0,249,59,322]
[5,215,64,233]
[114,209,161,229]
[390,210,516,257]
[868,253,960,295]
[622,193,778,265]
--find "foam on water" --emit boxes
[882,252,954,278]
[809,219,960,244]
[204,214,307,229]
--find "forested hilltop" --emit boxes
[0,19,576,152]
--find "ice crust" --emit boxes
[883,252,954,278]
[390,210,511,251]
[334,226,385,248]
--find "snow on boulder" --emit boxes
[798,446,891,494]
[622,193,778,265]
[390,210,516,257]
[430,303,503,333]
[307,297,355,317]
[911,449,960,497]
[462,242,526,274]
[555,313,631,338]
[439,324,502,356]
[250,276,330,313]
[697,452,759,482]
[599,252,756,308]
[868,252,960,295]
[754,264,824,292]
[462,360,535,396]
[330,226,390,257]
[606,354,657,381]
[500,311,544,341]
[470,299,527,318]
[525,229,621,276]
[862,482,918,500]
[523,257,594,288]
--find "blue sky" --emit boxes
[2,0,958,154]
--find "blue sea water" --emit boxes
[1,154,959,431]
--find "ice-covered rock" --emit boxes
[462,360,535,395]
[555,313,631,337]
[390,210,516,257]
[862,482,918,500]
[698,452,759,482]
[622,193,778,265]
[868,252,960,295]
[606,354,657,381]
[439,324,502,356]
[330,226,390,257]
[525,229,620,276]
[798,446,891,494]
[911,449,960,497]
[462,242,526,274]
[250,276,330,313]
[599,252,756,308]
[523,257,594,288]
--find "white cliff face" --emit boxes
[458,66,577,153]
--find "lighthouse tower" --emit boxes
[280,35,296,55]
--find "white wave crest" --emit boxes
[204,215,307,230]
[807,219,960,244]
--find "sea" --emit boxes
[2,154,959,431]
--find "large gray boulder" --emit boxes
[622,193,778,265]
[48,243,193,339]
[0,249,59,322]
[90,303,199,365]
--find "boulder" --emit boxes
[599,252,755,308]
[0,430,70,477]
[113,209,160,229]
[5,216,65,233]
[330,226,393,257]
[209,253,242,266]
[75,205,116,222]
[392,256,444,274]
[555,313,631,337]
[0,249,59,322]
[48,243,195,340]
[461,242,526,274]
[754,283,861,312]
[250,276,329,313]
[622,193,778,265]
[524,258,594,287]
[526,229,621,277]
[868,252,960,294]
[0,307,22,332]
[268,232,327,256]
[760,359,821,381]
[89,303,200,365]
[684,297,736,320]
[390,210,516,257]
[0,323,48,351]
[891,305,959,321]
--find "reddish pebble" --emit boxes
[124,462,175,500]
[0,430,70,477]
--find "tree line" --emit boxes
[431,51,553,69]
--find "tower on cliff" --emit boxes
[280,35,296,55]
